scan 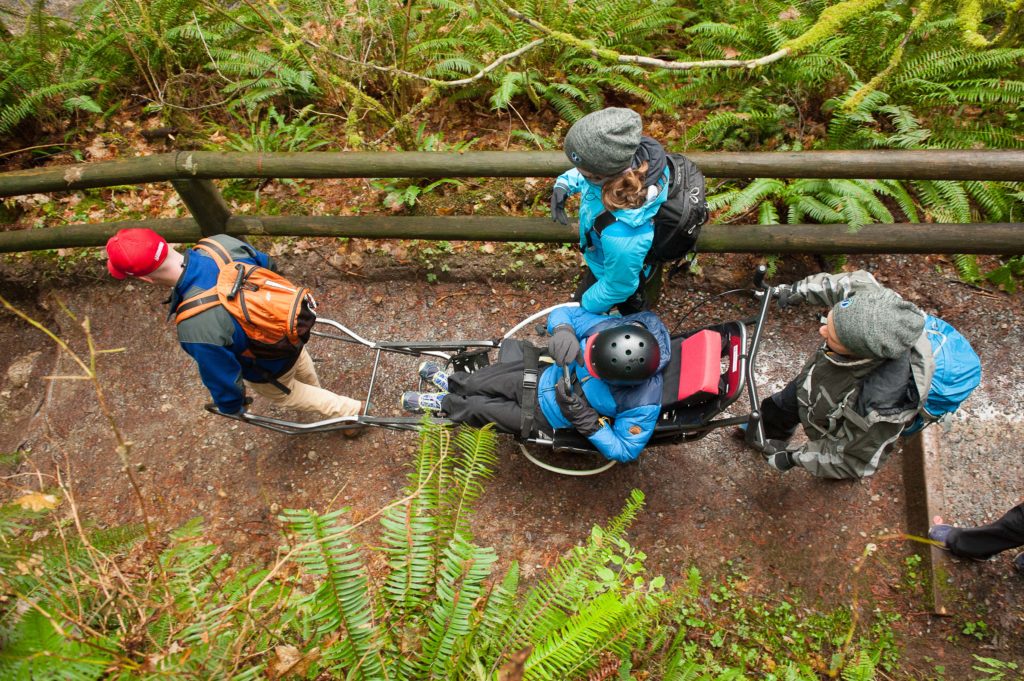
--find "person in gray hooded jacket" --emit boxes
[745,270,932,479]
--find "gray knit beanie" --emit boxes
[564,108,642,176]
[831,291,925,359]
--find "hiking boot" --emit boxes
[401,391,447,414]
[418,361,450,391]
[1012,551,1024,576]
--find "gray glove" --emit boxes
[548,325,581,366]
[775,284,795,309]
[550,186,568,225]
[555,380,601,436]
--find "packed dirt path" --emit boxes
[2,249,1022,677]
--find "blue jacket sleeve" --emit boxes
[554,168,585,196]
[587,405,659,462]
[180,341,246,414]
[581,223,654,313]
[546,306,613,337]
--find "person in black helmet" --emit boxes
[401,307,671,462]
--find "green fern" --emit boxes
[282,508,387,677]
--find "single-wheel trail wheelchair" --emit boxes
[207,267,781,475]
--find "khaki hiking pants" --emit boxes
[247,349,361,418]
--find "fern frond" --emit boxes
[418,537,498,677]
[283,509,386,677]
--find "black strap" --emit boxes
[585,169,669,251]
[256,366,292,395]
[520,343,543,439]
[175,293,219,316]
[583,211,617,251]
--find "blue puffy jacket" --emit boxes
[538,307,671,462]
[554,167,670,313]
[169,235,296,414]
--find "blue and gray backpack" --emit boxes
[904,315,982,435]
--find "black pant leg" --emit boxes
[947,503,1024,559]
[571,267,598,304]
[449,362,524,398]
[443,361,551,436]
[571,265,652,314]
[761,377,802,440]
[441,394,525,434]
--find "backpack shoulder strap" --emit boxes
[194,238,233,267]
[664,154,684,197]
[593,211,617,234]
[175,289,221,323]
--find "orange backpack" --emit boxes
[175,238,316,360]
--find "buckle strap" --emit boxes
[520,343,542,439]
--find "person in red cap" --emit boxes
[105,228,361,419]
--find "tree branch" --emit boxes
[502,6,790,71]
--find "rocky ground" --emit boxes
[1,247,1022,678]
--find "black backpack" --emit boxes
[592,153,709,275]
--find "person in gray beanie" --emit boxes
[831,290,924,360]
[550,107,671,314]
[741,270,935,479]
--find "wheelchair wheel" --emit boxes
[518,443,616,476]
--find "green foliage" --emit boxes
[0,422,900,679]
[985,256,1024,293]
[971,655,1021,681]
[371,124,471,210]
[221,105,332,153]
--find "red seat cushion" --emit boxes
[677,330,721,403]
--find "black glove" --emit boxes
[757,439,796,471]
[550,186,568,225]
[555,380,601,436]
[766,450,796,472]
[775,284,795,309]
[548,325,581,367]
[756,437,788,455]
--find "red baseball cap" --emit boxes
[105,229,168,280]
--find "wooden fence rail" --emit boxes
[1,216,1020,255]
[2,150,1024,198]
[1,150,1022,254]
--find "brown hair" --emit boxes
[601,162,649,210]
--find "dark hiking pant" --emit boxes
[946,503,1024,560]
[760,377,802,441]
[572,265,660,316]
[441,361,552,437]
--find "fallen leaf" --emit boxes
[14,492,59,512]
[498,646,532,681]
[779,6,801,20]
[269,645,321,679]
[86,136,110,160]
[722,46,740,58]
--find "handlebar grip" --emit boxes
[753,265,768,290]
[227,264,245,300]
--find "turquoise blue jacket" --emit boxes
[538,307,671,463]
[554,167,670,313]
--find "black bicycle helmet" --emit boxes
[584,324,660,383]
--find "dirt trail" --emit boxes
[1,250,1022,676]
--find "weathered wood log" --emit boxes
[1,150,1022,197]
[1,217,1021,255]
[169,179,231,236]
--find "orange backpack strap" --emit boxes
[193,238,232,267]
[175,289,221,323]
